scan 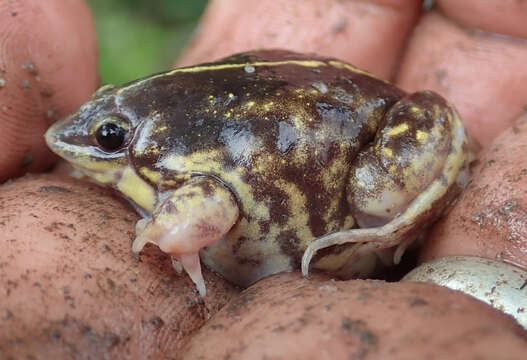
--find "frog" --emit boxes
[45,50,471,297]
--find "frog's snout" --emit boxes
[44,122,61,154]
[45,120,72,158]
[44,114,77,155]
[44,124,57,149]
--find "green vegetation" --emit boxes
[87,0,208,84]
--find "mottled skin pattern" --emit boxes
[45,50,470,290]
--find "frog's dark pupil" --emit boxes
[95,122,125,151]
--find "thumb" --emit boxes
[0,0,98,182]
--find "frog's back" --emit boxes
[122,50,406,285]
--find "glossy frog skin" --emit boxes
[45,50,470,296]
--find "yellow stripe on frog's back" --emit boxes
[328,61,388,83]
[118,58,385,95]
[118,60,328,94]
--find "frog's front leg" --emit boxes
[303,91,469,276]
[132,176,239,296]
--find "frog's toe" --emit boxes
[393,236,416,264]
[171,256,184,274]
[132,230,153,253]
[176,253,206,297]
[132,218,155,253]
[136,218,150,233]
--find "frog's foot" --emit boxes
[303,91,470,277]
[132,176,239,296]
[302,207,435,277]
[302,223,406,277]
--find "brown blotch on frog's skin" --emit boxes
[45,50,471,295]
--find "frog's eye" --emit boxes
[93,117,130,152]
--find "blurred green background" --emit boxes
[87,0,208,85]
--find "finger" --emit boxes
[396,4,527,147]
[0,0,98,182]
[421,112,527,271]
[438,0,527,39]
[177,0,422,79]
[182,273,527,359]
[0,175,239,359]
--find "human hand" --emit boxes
[1,0,526,359]
[0,1,238,359]
[0,0,98,183]
[178,1,527,358]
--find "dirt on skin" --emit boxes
[0,174,239,360]
[422,113,527,270]
[180,272,527,360]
